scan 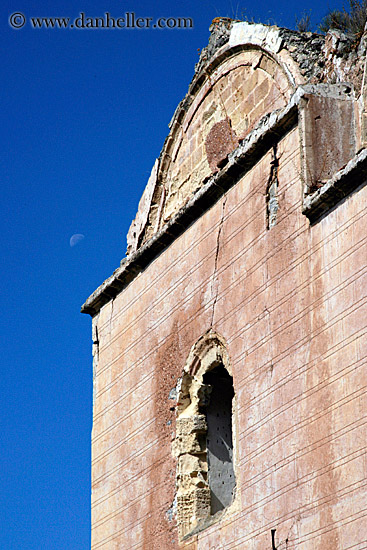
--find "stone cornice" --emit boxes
[302,148,367,222]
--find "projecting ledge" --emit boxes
[302,148,367,223]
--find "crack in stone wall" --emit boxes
[91,314,100,409]
[210,196,227,328]
[266,145,279,229]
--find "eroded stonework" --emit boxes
[172,332,236,540]
[122,20,367,256]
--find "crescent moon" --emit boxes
[70,233,85,247]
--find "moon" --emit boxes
[70,233,85,247]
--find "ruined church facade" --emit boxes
[82,20,367,550]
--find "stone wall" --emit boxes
[85,19,367,550]
[90,125,367,548]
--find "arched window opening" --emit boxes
[173,332,236,539]
[202,365,235,514]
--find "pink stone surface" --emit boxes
[91,125,367,548]
[89,24,367,550]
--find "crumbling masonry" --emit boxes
[83,19,367,550]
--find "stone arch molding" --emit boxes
[172,331,237,539]
[126,25,301,255]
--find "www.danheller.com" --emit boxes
[9,12,193,30]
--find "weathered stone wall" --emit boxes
[91,124,367,548]
[87,19,367,550]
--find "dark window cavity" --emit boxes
[202,365,236,514]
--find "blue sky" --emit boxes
[2,0,345,548]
